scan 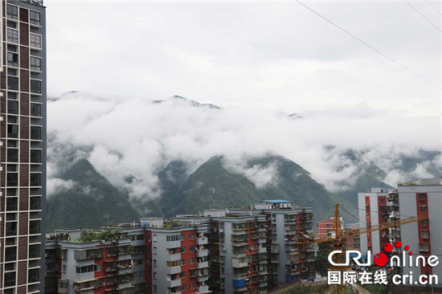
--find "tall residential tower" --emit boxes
[0,0,46,293]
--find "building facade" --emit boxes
[344,223,360,251]
[229,200,316,287]
[397,178,442,287]
[317,217,343,239]
[208,214,268,294]
[46,200,317,294]
[0,0,46,293]
[143,218,210,294]
[358,188,391,255]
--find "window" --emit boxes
[166,234,181,242]
[7,28,18,44]
[181,259,186,266]
[190,283,195,289]
[30,173,41,186]
[7,149,18,162]
[8,100,19,114]
[62,265,66,274]
[421,231,429,239]
[189,245,195,252]
[6,198,18,211]
[421,220,428,227]
[380,198,385,202]
[8,76,18,91]
[6,222,17,236]
[7,173,18,186]
[30,34,42,49]
[7,52,18,67]
[30,197,41,210]
[4,272,16,287]
[181,285,186,291]
[31,126,42,140]
[190,257,195,264]
[180,247,185,253]
[190,233,195,240]
[420,206,427,213]
[30,11,41,26]
[181,272,186,278]
[5,247,17,261]
[419,193,426,201]
[30,56,42,71]
[31,80,42,94]
[30,220,40,234]
[31,149,42,163]
[7,5,18,20]
[153,259,157,267]
[29,244,40,258]
[75,265,98,274]
[30,103,42,118]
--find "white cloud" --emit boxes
[47,179,76,196]
[47,93,441,201]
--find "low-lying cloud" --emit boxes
[47,92,441,199]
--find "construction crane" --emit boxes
[297,204,427,294]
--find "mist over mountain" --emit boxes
[46,92,441,228]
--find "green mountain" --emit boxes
[165,155,337,221]
[46,159,140,231]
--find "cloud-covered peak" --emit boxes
[47,92,441,201]
[153,95,222,110]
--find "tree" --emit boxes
[314,241,333,276]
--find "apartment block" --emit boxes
[230,200,315,288]
[0,0,46,293]
[46,200,317,294]
[358,188,391,254]
[397,178,442,287]
[317,217,343,239]
[344,223,360,251]
[45,228,147,294]
[143,217,211,294]
[207,213,268,294]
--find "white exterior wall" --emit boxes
[358,190,388,255]
[398,184,442,287]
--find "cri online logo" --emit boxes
[374,241,407,266]
[328,241,439,268]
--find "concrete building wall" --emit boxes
[0,1,47,292]
[399,184,442,287]
[275,213,285,286]
[223,221,233,294]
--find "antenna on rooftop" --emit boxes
[103,214,110,227]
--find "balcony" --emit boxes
[259,247,267,253]
[167,266,182,275]
[197,261,209,269]
[167,253,182,262]
[196,237,208,245]
[167,278,181,288]
[74,248,103,260]
[197,249,209,257]
[197,285,210,293]
[232,259,248,268]
[389,211,399,218]
[167,241,181,249]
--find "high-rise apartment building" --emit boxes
[397,178,442,287]
[358,188,391,254]
[229,200,316,288]
[0,0,46,293]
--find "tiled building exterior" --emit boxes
[0,0,46,293]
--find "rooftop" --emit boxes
[261,200,291,204]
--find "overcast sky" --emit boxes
[46,0,441,116]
